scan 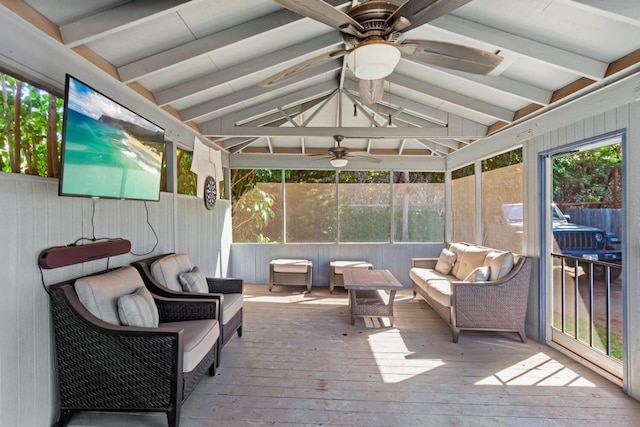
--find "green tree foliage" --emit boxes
[176,148,197,195]
[0,72,63,176]
[553,144,621,207]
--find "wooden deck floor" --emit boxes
[69,284,640,427]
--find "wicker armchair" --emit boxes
[49,267,219,427]
[132,253,243,363]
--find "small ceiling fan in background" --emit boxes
[260,0,503,105]
[309,135,382,167]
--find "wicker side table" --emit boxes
[329,261,373,293]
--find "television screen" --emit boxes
[59,75,165,201]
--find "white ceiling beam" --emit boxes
[228,153,446,171]
[415,139,449,155]
[431,15,608,80]
[219,137,257,150]
[403,60,553,106]
[368,104,448,129]
[200,81,337,133]
[60,0,192,47]
[211,126,481,139]
[241,96,330,129]
[181,62,341,122]
[344,78,449,125]
[118,0,349,82]
[560,0,640,26]
[155,32,342,106]
[387,73,515,123]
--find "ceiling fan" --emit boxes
[259,0,503,105]
[310,135,382,167]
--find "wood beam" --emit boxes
[155,32,342,106]
[60,0,192,47]
[117,0,350,82]
[431,15,608,80]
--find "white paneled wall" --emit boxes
[230,243,444,288]
[0,174,230,426]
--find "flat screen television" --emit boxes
[59,74,165,201]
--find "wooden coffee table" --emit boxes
[342,269,402,326]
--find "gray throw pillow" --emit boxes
[463,266,491,282]
[179,266,208,293]
[117,286,159,327]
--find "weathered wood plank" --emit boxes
[69,284,640,426]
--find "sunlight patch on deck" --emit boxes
[475,352,597,387]
[368,328,445,383]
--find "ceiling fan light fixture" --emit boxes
[330,158,349,168]
[346,41,401,80]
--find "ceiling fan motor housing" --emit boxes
[347,1,398,38]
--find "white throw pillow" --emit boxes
[117,286,159,327]
[483,251,515,281]
[463,266,491,282]
[179,266,208,293]
[435,248,457,275]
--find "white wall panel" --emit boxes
[0,174,229,426]
[230,243,444,288]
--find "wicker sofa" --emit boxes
[410,243,531,343]
[49,266,220,427]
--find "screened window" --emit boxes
[285,170,336,243]
[231,169,447,244]
[452,165,475,243]
[481,149,523,253]
[392,171,445,242]
[339,171,391,242]
[231,169,283,243]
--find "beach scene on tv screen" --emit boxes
[61,78,164,200]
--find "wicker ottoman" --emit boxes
[269,259,313,292]
[329,261,373,293]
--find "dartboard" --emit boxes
[204,175,217,210]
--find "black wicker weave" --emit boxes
[49,274,219,427]
[132,254,243,361]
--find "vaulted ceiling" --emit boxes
[3,0,640,168]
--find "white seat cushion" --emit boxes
[151,253,192,292]
[75,266,146,325]
[162,318,219,373]
[270,259,311,273]
[332,261,371,274]
[410,267,451,284]
[221,293,243,325]
[426,279,453,307]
